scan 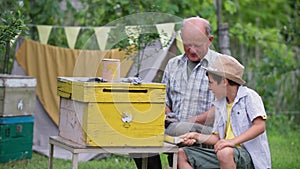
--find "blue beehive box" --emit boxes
[0,116,34,163]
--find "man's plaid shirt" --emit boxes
[162,49,220,121]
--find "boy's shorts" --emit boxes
[182,146,254,169]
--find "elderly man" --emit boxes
[134,16,221,169]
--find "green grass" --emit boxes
[0,151,170,169]
[266,114,300,169]
[268,131,300,169]
[0,153,171,169]
[0,114,299,169]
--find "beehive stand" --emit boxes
[48,136,178,169]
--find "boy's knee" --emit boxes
[216,147,234,161]
[178,148,186,156]
[178,148,189,161]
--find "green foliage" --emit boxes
[0,0,299,112]
[76,0,179,26]
[267,113,300,133]
[24,0,64,25]
[223,0,237,15]
[0,10,28,73]
[226,0,299,113]
[0,10,28,49]
[246,33,296,111]
[76,29,99,50]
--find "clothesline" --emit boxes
[26,22,183,29]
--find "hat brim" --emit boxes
[202,66,246,85]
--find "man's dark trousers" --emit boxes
[133,155,162,169]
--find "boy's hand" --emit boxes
[179,132,198,145]
[214,139,235,153]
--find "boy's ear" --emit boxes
[223,78,228,85]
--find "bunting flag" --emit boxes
[34,23,180,50]
[125,25,141,45]
[37,25,52,44]
[156,23,175,48]
[176,30,184,54]
[64,27,81,49]
[94,27,111,50]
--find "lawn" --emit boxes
[0,114,299,169]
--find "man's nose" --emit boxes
[188,46,197,52]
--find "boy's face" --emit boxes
[208,75,226,100]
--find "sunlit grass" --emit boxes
[268,129,300,169]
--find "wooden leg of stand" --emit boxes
[172,152,178,169]
[72,153,79,169]
[48,143,54,169]
[141,155,148,169]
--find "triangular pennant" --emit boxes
[37,25,52,44]
[125,25,141,45]
[64,27,81,49]
[94,27,111,50]
[176,30,184,54]
[156,23,175,48]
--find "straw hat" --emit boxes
[202,55,246,85]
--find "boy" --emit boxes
[177,55,271,169]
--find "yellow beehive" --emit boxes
[57,77,166,147]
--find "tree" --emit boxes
[0,10,28,73]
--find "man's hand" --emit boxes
[165,105,172,114]
[187,106,215,125]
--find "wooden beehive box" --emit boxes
[0,116,34,163]
[57,77,166,147]
[0,74,36,117]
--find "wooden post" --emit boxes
[218,23,231,55]
[216,0,231,55]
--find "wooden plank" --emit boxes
[50,136,178,153]
[58,98,87,146]
[57,90,71,99]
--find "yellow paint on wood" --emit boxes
[83,102,165,146]
[57,78,166,103]
[58,77,166,146]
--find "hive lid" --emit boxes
[0,74,36,87]
[0,116,35,124]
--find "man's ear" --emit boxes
[208,35,214,42]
